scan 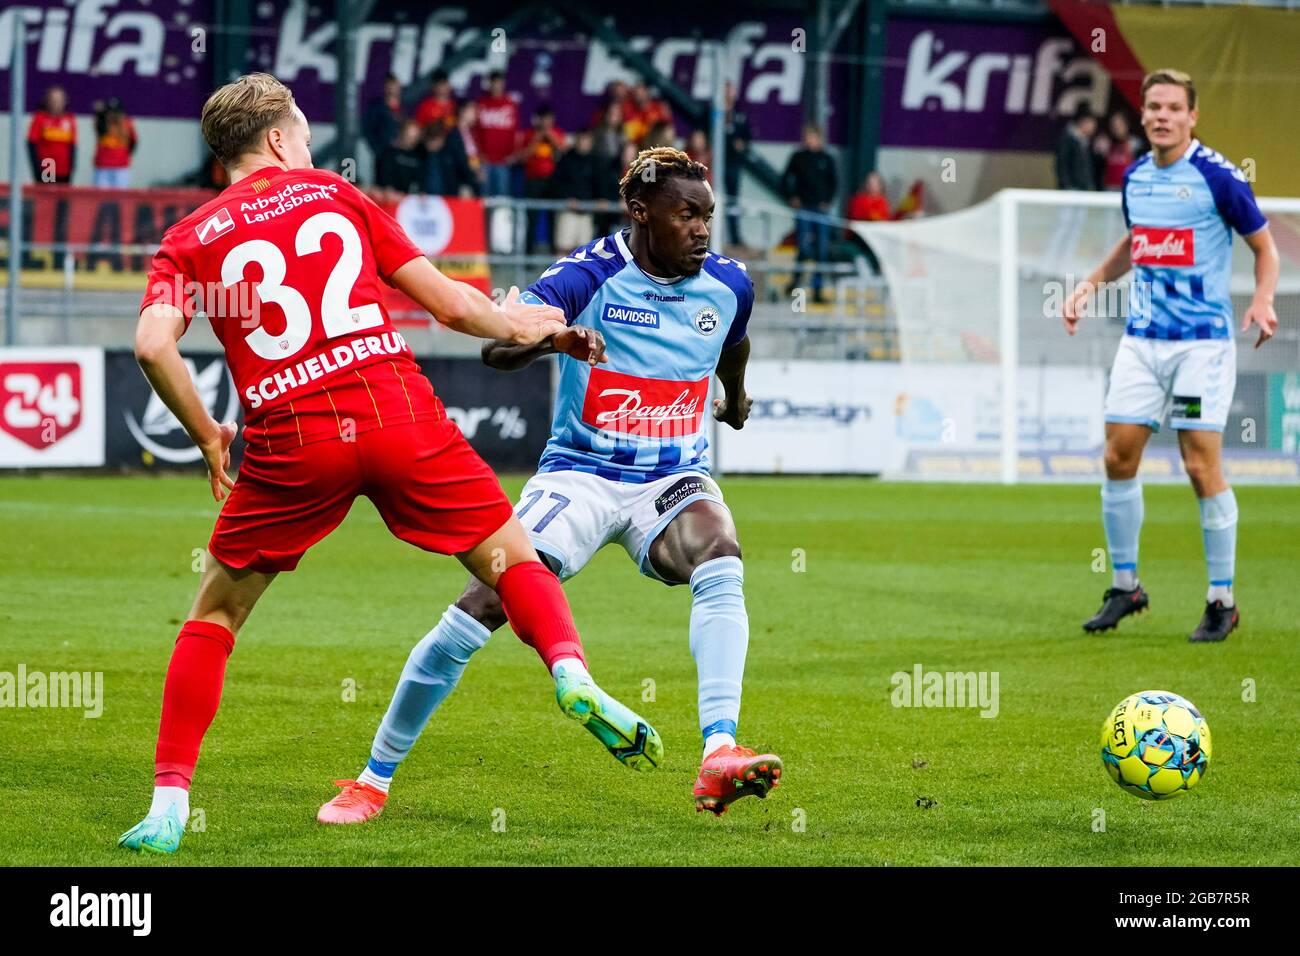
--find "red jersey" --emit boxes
[846,193,891,222]
[473,93,520,165]
[95,115,136,169]
[624,99,672,145]
[28,111,77,178]
[413,95,456,132]
[1104,138,1138,191]
[140,166,440,456]
[520,127,566,180]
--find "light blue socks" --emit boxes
[1199,488,1237,605]
[1102,478,1144,589]
[361,605,490,789]
[689,556,748,756]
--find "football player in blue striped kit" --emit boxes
[320,147,782,820]
[1063,69,1280,642]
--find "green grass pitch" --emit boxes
[1,475,1297,866]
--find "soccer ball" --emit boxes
[1099,690,1211,800]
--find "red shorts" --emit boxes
[209,418,515,573]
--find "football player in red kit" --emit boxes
[118,73,661,854]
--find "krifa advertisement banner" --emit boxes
[0,0,845,144]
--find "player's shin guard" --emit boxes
[1199,488,1237,603]
[496,560,585,671]
[1102,478,1144,589]
[689,557,748,753]
[154,620,235,789]
[369,605,489,768]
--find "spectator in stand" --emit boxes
[91,97,136,188]
[615,140,640,184]
[1055,105,1099,191]
[590,80,629,129]
[473,70,520,198]
[624,83,672,145]
[514,104,566,251]
[642,120,677,151]
[362,74,406,175]
[685,129,711,179]
[591,100,625,169]
[27,86,76,184]
[782,122,839,303]
[723,81,751,246]
[375,120,426,200]
[413,69,457,133]
[846,171,892,223]
[593,139,638,236]
[422,121,478,198]
[551,129,604,252]
[1096,112,1145,191]
[455,99,483,190]
[196,153,230,190]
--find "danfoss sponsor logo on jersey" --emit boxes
[244,331,411,409]
[581,367,709,440]
[1131,227,1195,266]
[602,303,661,328]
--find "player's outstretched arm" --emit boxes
[389,257,566,345]
[482,326,607,371]
[1241,226,1280,349]
[1063,233,1132,335]
[712,335,753,430]
[134,303,236,501]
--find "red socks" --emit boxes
[154,620,235,789]
[495,561,586,671]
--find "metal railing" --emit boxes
[0,197,900,359]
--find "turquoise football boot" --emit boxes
[117,804,185,854]
[555,665,663,771]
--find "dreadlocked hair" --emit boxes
[619,146,708,205]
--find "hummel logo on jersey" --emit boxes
[642,290,685,302]
[603,303,660,328]
[1131,227,1194,266]
[195,208,235,245]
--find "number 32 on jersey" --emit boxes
[221,211,383,360]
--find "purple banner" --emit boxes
[881,16,1127,151]
[2,3,1127,153]
[0,0,214,118]
[1,1,847,143]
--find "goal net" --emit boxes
[853,189,1300,484]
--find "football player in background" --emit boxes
[1063,69,1279,642]
[320,147,783,821]
[119,73,660,854]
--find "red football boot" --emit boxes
[317,779,387,824]
[693,744,783,815]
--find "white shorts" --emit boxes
[513,469,727,585]
[1103,336,1236,432]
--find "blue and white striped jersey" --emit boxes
[519,229,753,483]
[1122,139,1267,340]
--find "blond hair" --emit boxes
[200,73,298,167]
[618,146,708,205]
[1141,69,1196,110]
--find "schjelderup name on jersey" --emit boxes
[244,330,412,409]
